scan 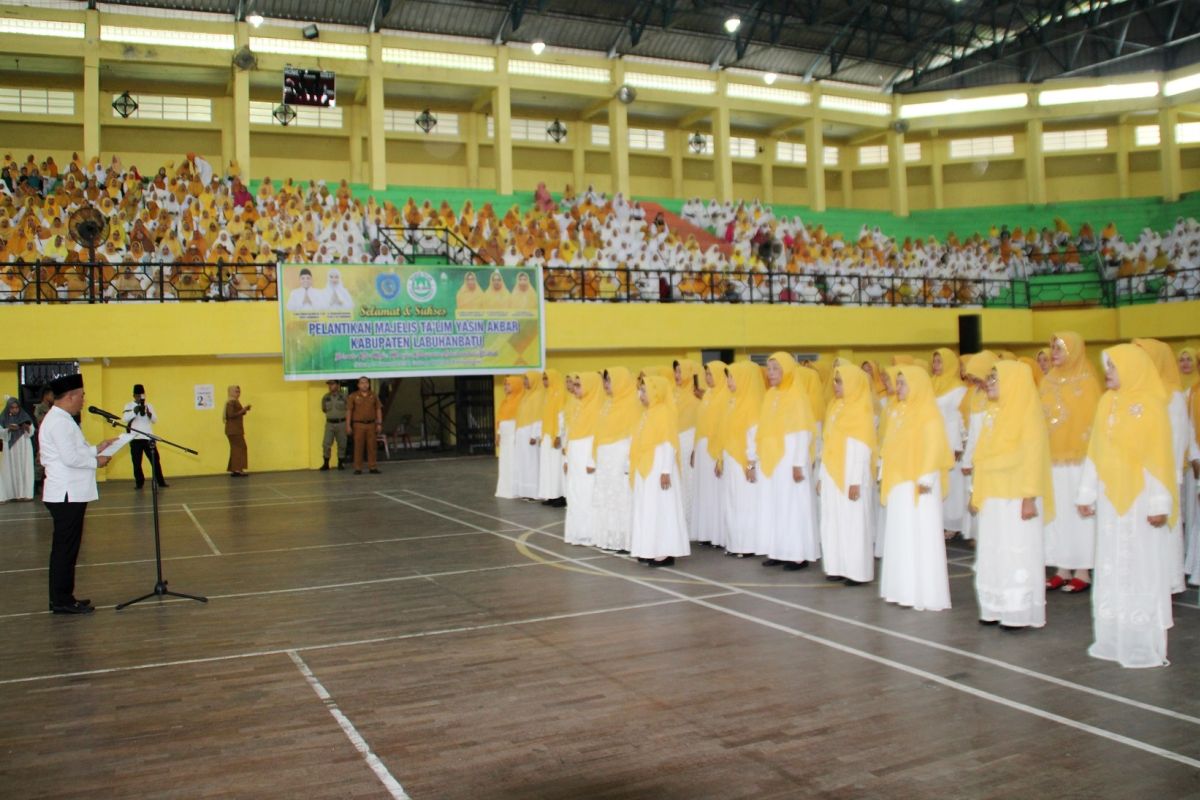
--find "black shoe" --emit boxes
[648,557,676,568]
[825,575,844,582]
[782,561,808,571]
[541,499,554,506]
[978,619,1000,626]
[337,462,345,470]
[617,549,630,555]
[135,483,144,489]
[1000,624,1024,632]
[637,557,651,563]
[369,468,381,474]
[50,601,94,615]
[550,497,567,508]
[354,470,363,475]
[73,597,91,607]
[842,579,864,587]
[762,559,783,567]
[319,462,330,471]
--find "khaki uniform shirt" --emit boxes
[322,390,348,421]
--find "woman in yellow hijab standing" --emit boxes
[514,370,544,500]
[1076,344,1178,668]
[564,372,603,546]
[720,362,766,557]
[931,348,969,540]
[629,376,690,567]
[818,363,877,585]
[879,365,954,612]
[1040,332,1102,593]
[673,359,703,532]
[756,353,820,570]
[692,360,728,548]
[971,361,1053,630]
[873,366,904,560]
[591,367,641,552]
[959,350,999,545]
[1184,346,1200,584]
[536,369,567,507]
[494,376,525,499]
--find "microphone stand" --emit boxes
[92,409,208,610]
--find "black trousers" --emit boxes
[46,500,88,605]
[130,440,166,486]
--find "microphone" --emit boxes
[88,406,121,421]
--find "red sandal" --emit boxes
[1061,578,1091,593]
[1045,575,1067,590]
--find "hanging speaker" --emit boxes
[958,314,982,355]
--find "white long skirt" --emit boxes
[874,481,887,558]
[536,432,564,500]
[678,428,696,532]
[2,433,35,500]
[591,439,632,551]
[759,432,819,563]
[879,474,951,611]
[819,439,874,583]
[691,438,722,545]
[1043,463,1096,569]
[1184,467,1200,584]
[943,462,966,533]
[960,472,975,542]
[722,454,760,555]
[629,442,691,560]
[514,422,541,499]
[563,437,596,546]
[974,498,1046,627]
[494,421,518,499]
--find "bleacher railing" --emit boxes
[2,261,1198,307]
[377,226,484,266]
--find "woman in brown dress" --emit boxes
[224,385,251,477]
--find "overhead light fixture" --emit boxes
[272,103,297,126]
[246,13,264,27]
[415,108,437,134]
[112,90,138,118]
[900,92,1028,119]
[530,40,545,55]
[724,16,741,34]
[688,131,707,154]
[1165,70,1200,97]
[763,72,778,85]
[546,118,567,143]
[302,24,319,40]
[1037,81,1158,106]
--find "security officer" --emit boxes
[346,376,382,475]
[320,378,348,471]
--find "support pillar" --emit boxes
[1160,106,1181,203]
[233,21,251,178]
[887,129,909,218]
[465,112,480,189]
[805,117,825,211]
[367,33,387,191]
[83,8,101,160]
[1025,118,1046,205]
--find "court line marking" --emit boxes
[0,595,701,686]
[408,490,1200,727]
[182,504,221,556]
[288,650,411,800]
[392,492,1200,767]
[0,492,392,524]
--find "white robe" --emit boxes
[494,420,518,499]
[879,472,951,611]
[514,421,542,499]
[722,425,760,555]
[1043,463,1096,569]
[536,414,565,500]
[819,438,874,582]
[1165,391,1188,593]
[2,429,35,501]
[959,409,986,543]
[758,431,820,563]
[1077,460,1173,668]
[1185,431,1200,584]
[935,388,967,533]
[678,427,696,531]
[629,442,691,559]
[591,439,632,551]
[563,437,596,545]
[691,437,723,545]
[974,498,1046,627]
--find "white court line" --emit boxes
[267,486,293,500]
[392,491,1200,769]
[288,650,411,800]
[0,596,696,686]
[409,490,1200,727]
[0,492,389,524]
[182,504,221,556]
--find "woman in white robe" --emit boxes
[494,376,524,499]
[819,364,877,584]
[536,369,566,506]
[931,348,968,538]
[874,367,902,559]
[1,397,35,501]
[590,367,641,552]
[629,376,690,566]
[959,351,999,548]
[691,361,728,546]
[1076,344,1178,668]
[563,373,603,546]
[1186,377,1200,583]
[757,353,820,570]
[673,359,703,532]
[513,371,544,500]
[879,365,954,611]
[719,362,765,557]
[972,361,1051,629]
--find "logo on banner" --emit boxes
[406,271,437,303]
[376,272,401,300]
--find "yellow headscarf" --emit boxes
[1018,356,1043,388]
[699,360,730,460]
[892,354,914,366]
[673,359,702,432]
[756,353,815,478]
[510,272,538,310]
[997,350,1017,361]
[971,361,1055,522]
[1178,346,1198,391]
[964,351,999,415]
[1133,338,1183,394]
[880,366,954,505]
[630,376,680,485]
[1039,331,1101,464]
[456,272,483,309]
[568,372,604,441]
[594,367,642,450]
[795,365,826,424]
[497,375,524,429]
[931,347,966,398]
[515,370,545,429]
[480,270,511,309]
[1190,382,1200,452]
[823,364,878,492]
[912,358,931,374]
[540,369,566,438]
[878,365,904,442]
[1088,344,1179,525]
[721,361,766,469]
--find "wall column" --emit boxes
[83,8,101,160]
[492,61,513,196]
[930,135,945,209]
[348,104,363,184]
[219,96,235,173]
[760,137,775,204]
[887,129,909,217]
[804,117,825,211]
[571,121,586,191]
[233,21,251,178]
[1159,106,1181,203]
[366,33,386,191]
[712,77,732,203]
[608,96,630,196]
[1115,120,1131,199]
[669,130,684,198]
[840,163,852,208]
[1025,117,1046,205]
[465,112,480,189]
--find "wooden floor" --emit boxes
[2,457,1199,799]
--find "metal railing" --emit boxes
[0,261,277,303]
[377,226,484,266]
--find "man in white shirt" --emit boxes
[286,267,321,311]
[39,373,116,615]
[122,383,168,490]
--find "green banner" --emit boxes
[278,263,545,380]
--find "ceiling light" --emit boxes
[272,103,297,126]
[1165,71,1200,97]
[112,91,138,118]
[246,13,264,27]
[546,119,567,143]
[688,131,707,154]
[530,40,545,55]
[724,16,741,34]
[1037,81,1158,106]
[415,108,437,134]
[900,92,1028,119]
[763,72,777,85]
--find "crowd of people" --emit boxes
[495,339,1200,669]
[3,152,1198,305]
